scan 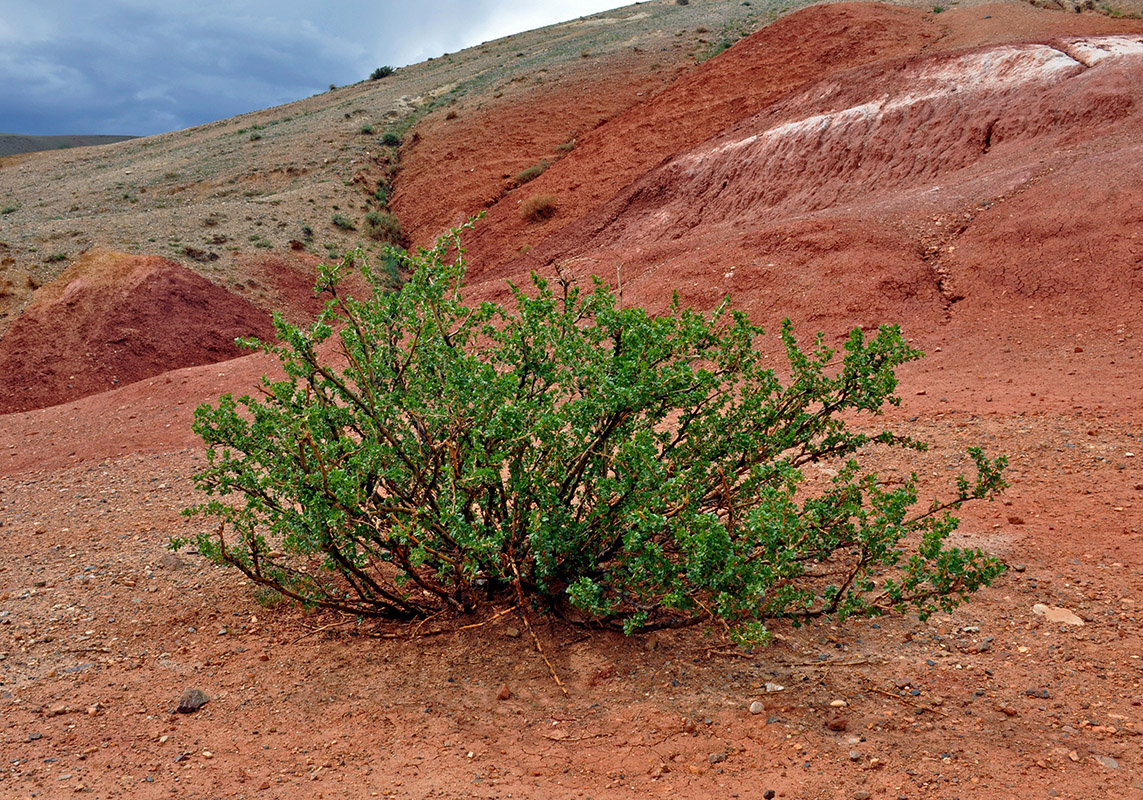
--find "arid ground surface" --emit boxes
[2,1,1143,798]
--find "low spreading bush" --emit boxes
[182,228,1006,645]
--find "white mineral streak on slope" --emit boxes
[642,39,1143,235]
[680,44,1085,176]
[637,38,1143,241]
[1061,35,1143,66]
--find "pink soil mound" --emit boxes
[0,250,275,414]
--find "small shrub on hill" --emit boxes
[370,66,395,80]
[380,131,402,148]
[520,194,557,222]
[182,227,1007,645]
[364,211,407,246]
[515,160,549,186]
[331,213,355,231]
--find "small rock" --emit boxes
[1007,516,1025,525]
[998,704,1018,717]
[176,688,209,714]
[1032,604,1084,626]
[504,627,521,639]
[763,682,785,693]
[159,553,186,570]
[45,704,69,718]
[749,700,765,715]
[1013,563,1027,572]
[854,792,872,800]
[827,716,848,732]
[201,750,213,759]
[28,732,43,741]
[764,791,776,799]
[1095,755,1120,769]
[644,634,660,652]
[830,699,848,708]
[709,751,726,764]
[496,683,512,701]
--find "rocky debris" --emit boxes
[1028,0,1094,12]
[496,683,512,701]
[176,688,209,714]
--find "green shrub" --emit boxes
[515,160,549,186]
[182,229,1007,645]
[370,66,395,80]
[359,123,375,135]
[520,194,557,222]
[0,205,18,215]
[331,213,356,231]
[364,211,407,246]
[380,131,402,147]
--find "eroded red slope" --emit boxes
[0,250,275,414]
[397,3,943,277]
[459,29,1143,365]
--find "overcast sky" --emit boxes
[0,1,632,137]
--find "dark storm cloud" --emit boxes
[0,1,628,137]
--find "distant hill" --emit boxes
[0,134,136,158]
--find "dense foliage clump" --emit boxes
[182,228,1006,644]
